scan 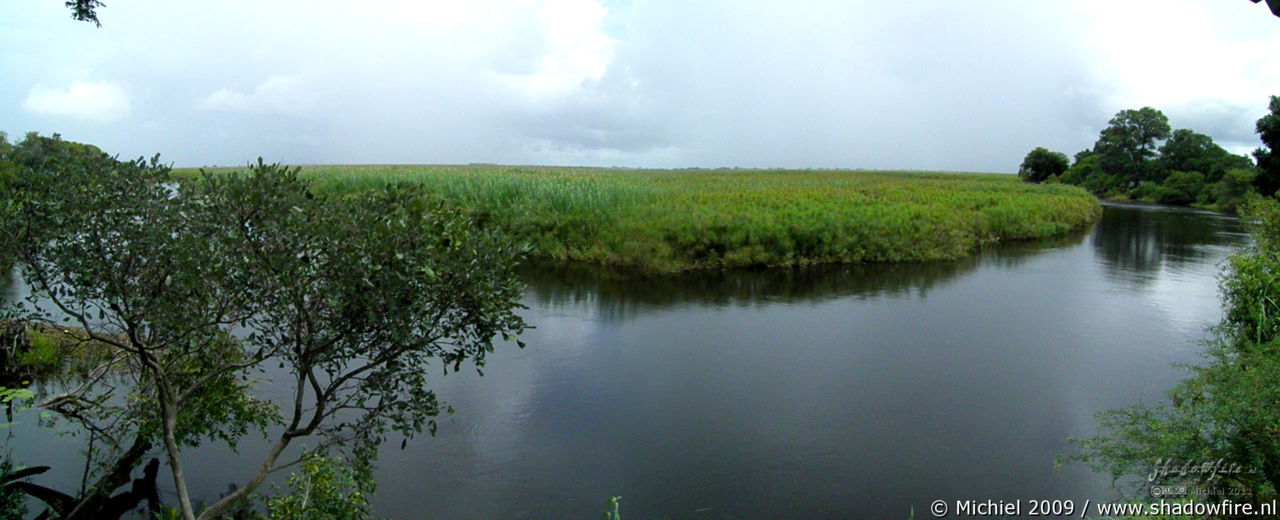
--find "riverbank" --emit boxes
[175,166,1102,273]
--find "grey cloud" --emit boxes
[1164,99,1267,151]
[0,1,1272,171]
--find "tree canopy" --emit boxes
[1254,96,1280,196]
[1092,107,1171,188]
[65,0,105,27]
[1018,147,1069,183]
[1254,0,1280,17]
[1158,128,1252,184]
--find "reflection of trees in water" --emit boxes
[521,261,975,322]
[521,227,1091,322]
[1092,202,1249,286]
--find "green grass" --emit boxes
[2,320,120,379]
[175,165,1102,273]
[16,328,59,370]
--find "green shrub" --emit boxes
[1154,171,1205,205]
[1211,168,1258,214]
[1018,147,1069,183]
[264,454,375,520]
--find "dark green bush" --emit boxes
[1154,171,1205,205]
[1019,147,1070,183]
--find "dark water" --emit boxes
[4,202,1250,519]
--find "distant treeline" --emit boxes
[1019,96,1280,214]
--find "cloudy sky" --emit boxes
[2,1,1278,171]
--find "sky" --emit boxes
[2,1,1278,171]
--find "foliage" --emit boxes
[2,151,268,519]
[1151,171,1206,206]
[263,453,375,520]
[1018,147,1069,183]
[1157,129,1252,184]
[1211,168,1258,214]
[174,165,1101,273]
[1030,103,1265,211]
[2,155,528,520]
[16,328,59,371]
[65,0,105,27]
[0,133,15,191]
[1254,96,1280,196]
[1063,195,1280,505]
[1093,107,1172,188]
[1254,0,1280,18]
[0,385,34,427]
[600,496,622,520]
[1060,153,1128,198]
[0,132,112,197]
[6,132,113,175]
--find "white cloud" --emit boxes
[21,81,131,122]
[491,0,618,101]
[1080,0,1280,110]
[197,75,318,117]
[535,0,614,84]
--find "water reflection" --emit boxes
[522,227,1091,322]
[521,260,982,322]
[1092,201,1248,288]
[363,203,1247,519]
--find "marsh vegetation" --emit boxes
[178,165,1102,273]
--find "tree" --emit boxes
[7,132,110,174]
[1064,195,1280,503]
[1018,147,1069,183]
[1054,109,1261,205]
[1254,96,1280,196]
[1212,168,1258,214]
[1253,0,1280,18]
[1152,170,1205,206]
[1,158,528,520]
[65,0,105,27]
[1092,107,1171,188]
[0,133,15,190]
[1157,128,1253,184]
[1059,151,1125,197]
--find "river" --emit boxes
[3,201,1250,519]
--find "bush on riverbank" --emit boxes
[178,166,1101,273]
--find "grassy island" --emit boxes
[177,165,1102,273]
